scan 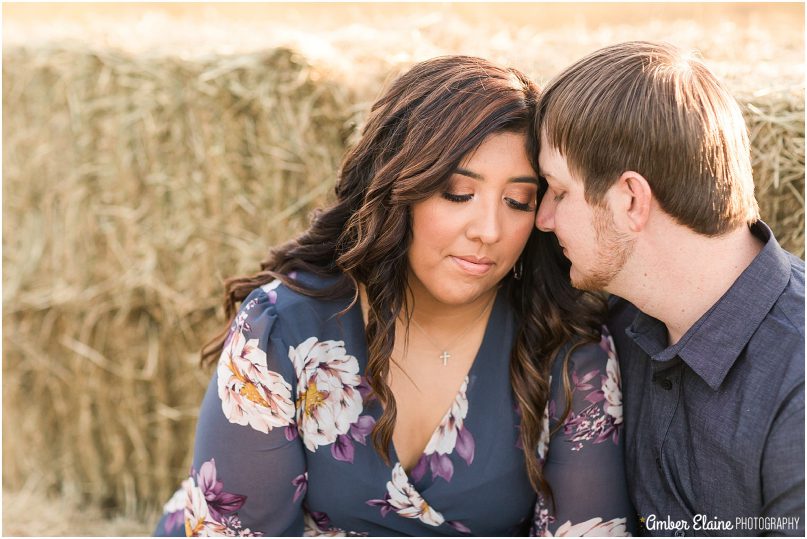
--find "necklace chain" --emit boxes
[407,294,495,366]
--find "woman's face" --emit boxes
[408,131,539,307]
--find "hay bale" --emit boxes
[2,39,803,528]
[740,86,805,255]
[2,44,354,519]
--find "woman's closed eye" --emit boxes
[442,192,474,203]
[505,197,536,212]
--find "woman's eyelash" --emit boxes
[442,192,473,203]
[506,198,536,212]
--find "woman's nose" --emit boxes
[466,202,502,244]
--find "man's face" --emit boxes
[535,135,634,292]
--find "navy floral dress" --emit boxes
[154,272,635,536]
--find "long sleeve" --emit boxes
[531,329,637,536]
[760,381,805,536]
[154,284,306,536]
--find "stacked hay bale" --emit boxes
[3,41,803,525]
[3,45,354,519]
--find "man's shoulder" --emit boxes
[750,253,805,379]
[753,249,804,348]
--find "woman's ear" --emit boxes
[609,171,652,232]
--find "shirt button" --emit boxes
[675,529,686,537]
[655,457,662,471]
[660,378,673,390]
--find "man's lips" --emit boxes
[451,255,495,275]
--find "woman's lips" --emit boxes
[451,255,495,275]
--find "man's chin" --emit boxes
[570,268,608,293]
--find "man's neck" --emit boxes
[611,223,763,345]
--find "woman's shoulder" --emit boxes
[552,327,617,378]
[242,271,349,312]
[548,327,623,436]
[237,270,354,339]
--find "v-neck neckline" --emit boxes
[348,286,506,488]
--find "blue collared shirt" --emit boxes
[608,221,805,537]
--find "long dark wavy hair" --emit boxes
[201,56,606,503]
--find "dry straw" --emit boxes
[2,40,804,528]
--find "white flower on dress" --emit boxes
[218,325,295,434]
[184,477,220,536]
[601,336,623,425]
[410,376,475,483]
[163,483,186,514]
[548,517,630,537]
[290,337,363,451]
[386,463,445,527]
[424,377,469,455]
[260,279,283,293]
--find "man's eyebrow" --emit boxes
[455,167,539,185]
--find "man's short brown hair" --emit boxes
[538,41,759,235]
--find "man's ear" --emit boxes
[609,171,652,232]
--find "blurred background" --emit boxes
[3,2,804,536]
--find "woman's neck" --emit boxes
[357,279,499,336]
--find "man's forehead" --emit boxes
[537,144,565,178]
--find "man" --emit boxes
[535,41,804,536]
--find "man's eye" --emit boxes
[442,193,473,203]
[553,192,565,202]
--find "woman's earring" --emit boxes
[513,259,523,280]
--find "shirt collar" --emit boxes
[626,221,793,390]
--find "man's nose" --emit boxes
[535,196,555,232]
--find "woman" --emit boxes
[155,56,634,536]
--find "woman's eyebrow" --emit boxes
[455,167,483,180]
[455,167,539,185]
[511,176,539,185]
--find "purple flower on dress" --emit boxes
[563,402,619,450]
[349,415,375,445]
[410,377,475,483]
[196,459,248,522]
[308,509,331,530]
[219,514,263,536]
[455,426,475,464]
[357,376,373,402]
[449,520,472,534]
[331,414,376,463]
[292,472,308,503]
[366,493,395,518]
[430,453,454,483]
[172,458,261,536]
[332,434,355,463]
[530,493,555,536]
[561,350,624,450]
[572,368,599,392]
[409,456,428,482]
[163,509,184,533]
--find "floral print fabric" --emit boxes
[154,274,635,537]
